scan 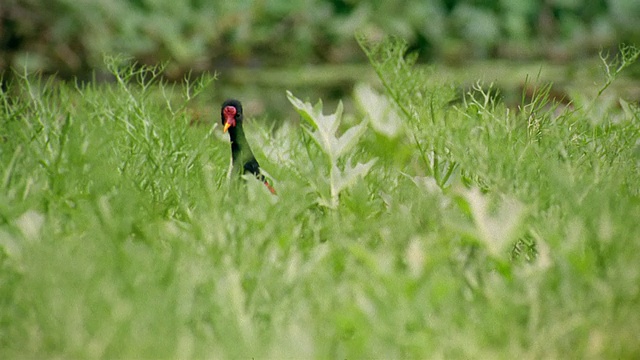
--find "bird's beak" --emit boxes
[223,112,236,133]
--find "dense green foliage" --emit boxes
[2,0,640,77]
[1,40,639,358]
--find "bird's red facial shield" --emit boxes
[223,105,237,133]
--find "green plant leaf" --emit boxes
[332,159,376,197]
[288,90,369,161]
[462,188,526,258]
[288,90,376,209]
[334,122,367,159]
[354,83,402,138]
[286,90,341,133]
[287,90,346,159]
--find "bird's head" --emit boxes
[221,99,243,133]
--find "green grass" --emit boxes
[1,41,640,359]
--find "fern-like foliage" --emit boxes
[357,36,458,188]
[597,43,640,97]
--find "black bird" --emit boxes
[221,99,276,194]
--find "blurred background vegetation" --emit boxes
[2,0,639,121]
[2,0,639,78]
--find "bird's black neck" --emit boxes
[227,123,261,178]
[228,125,245,161]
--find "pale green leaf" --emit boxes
[334,122,367,159]
[288,91,349,159]
[332,159,376,195]
[354,83,402,138]
[463,188,526,258]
